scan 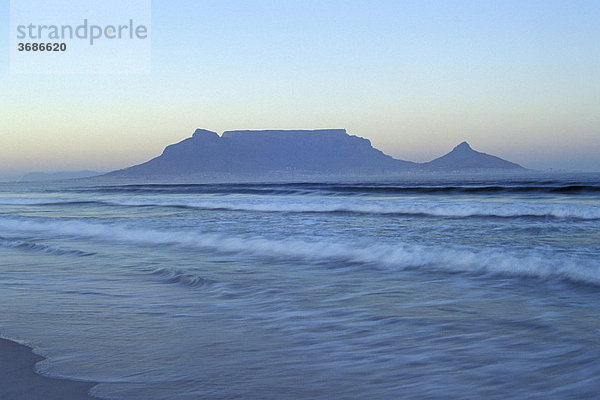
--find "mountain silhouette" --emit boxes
[106,129,523,179]
[423,141,523,170]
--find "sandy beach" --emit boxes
[0,338,97,400]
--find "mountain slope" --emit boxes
[423,142,523,170]
[107,129,417,178]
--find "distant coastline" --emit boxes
[13,129,599,185]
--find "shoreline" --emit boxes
[0,338,98,400]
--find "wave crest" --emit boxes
[0,236,94,257]
[0,217,597,285]
[2,196,597,220]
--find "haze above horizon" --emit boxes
[1,0,599,179]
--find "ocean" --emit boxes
[1,173,599,399]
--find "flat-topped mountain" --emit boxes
[107,129,416,178]
[106,129,523,179]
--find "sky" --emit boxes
[1,0,599,179]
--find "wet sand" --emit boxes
[0,338,97,400]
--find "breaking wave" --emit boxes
[109,198,600,220]
[0,217,598,285]
[0,236,94,257]
[1,197,598,220]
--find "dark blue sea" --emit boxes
[1,173,599,399]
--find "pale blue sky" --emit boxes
[1,0,599,178]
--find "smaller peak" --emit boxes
[192,129,219,138]
[454,141,472,151]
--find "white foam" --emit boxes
[1,195,598,219]
[0,217,598,285]
[108,197,600,220]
